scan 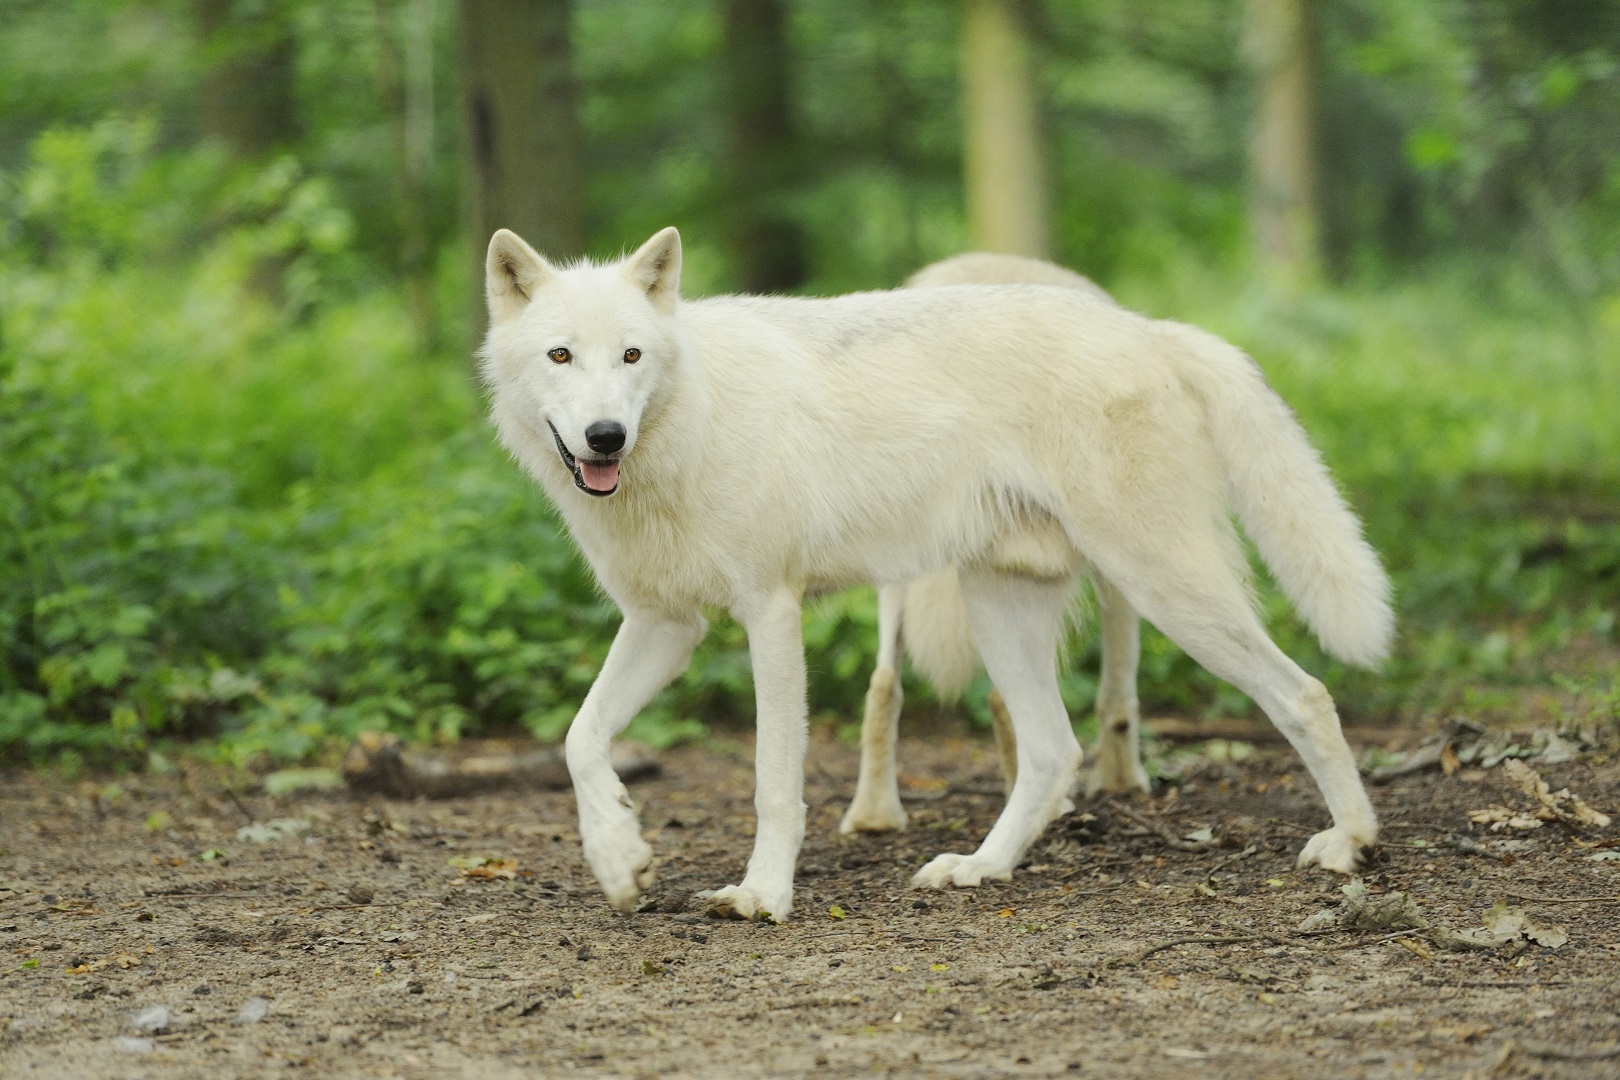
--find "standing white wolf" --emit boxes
[481,226,1392,922]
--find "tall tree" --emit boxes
[375,0,440,344]
[458,0,585,326]
[196,0,299,158]
[722,0,806,293]
[1246,0,1320,285]
[960,0,1050,258]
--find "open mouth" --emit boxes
[548,421,620,496]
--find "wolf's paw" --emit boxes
[839,794,909,835]
[1296,827,1374,874]
[697,883,792,923]
[1085,755,1151,796]
[911,852,1013,889]
[582,825,655,911]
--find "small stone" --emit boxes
[406,980,425,994]
[131,1005,171,1033]
[346,885,374,906]
[192,983,211,995]
[236,996,270,1024]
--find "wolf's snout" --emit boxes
[586,421,627,455]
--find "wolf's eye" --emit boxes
[623,348,642,364]
[548,347,571,364]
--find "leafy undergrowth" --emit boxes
[2,123,1618,771]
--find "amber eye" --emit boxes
[548,347,571,364]
[623,347,642,364]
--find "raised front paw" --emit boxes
[582,824,656,911]
[910,852,1013,889]
[697,883,793,923]
[1296,826,1374,874]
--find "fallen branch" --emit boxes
[1504,892,1620,904]
[1110,801,1213,853]
[341,731,658,799]
[1328,928,1425,952]
[1523,1043,1620,1061]
[1204,844,1260,876]
[1145,718,1393,745]
[1104,933,1265,969]
[899,781,1005,802]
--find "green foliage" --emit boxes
[2,2,1618,768]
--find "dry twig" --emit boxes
[1104,933,1265,969]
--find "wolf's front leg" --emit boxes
[566,610,706,911]
[702,587,807,922]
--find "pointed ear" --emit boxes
[485,229,555,324]
[623,227,682,312]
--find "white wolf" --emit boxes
[481,227,1392,923]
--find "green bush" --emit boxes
[1,120,1617,770]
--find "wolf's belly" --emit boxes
[803,502,1083,594]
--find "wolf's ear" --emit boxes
[486,230,555,324]
[623,227,682,312]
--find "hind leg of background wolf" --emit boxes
[841,585,1022,837]
[843,576,1147,836]
[566,611,707,910]
[912,572,1083,887]
[841,585,911,833]
[1091,546,1377,872]
[1086,575,1152,794]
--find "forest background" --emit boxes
[1,0,1617,772]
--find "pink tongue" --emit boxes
[580,460,620,492]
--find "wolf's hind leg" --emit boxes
[1096,551,1376,872]
[913,573,1081,889]
[841,585,910,834]
[1085,575,1151,795]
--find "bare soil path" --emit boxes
[2,732,1617,1078]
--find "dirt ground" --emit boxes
[2,727,1618,1079]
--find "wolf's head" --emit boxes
[480,227,683,498]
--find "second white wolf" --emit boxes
[481,227,1392,922]
[839,253,1149,838]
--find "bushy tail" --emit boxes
[902,565,980,702]
[1167,323,1394,667]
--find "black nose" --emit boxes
[585,420,626,455]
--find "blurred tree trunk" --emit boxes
[960,0,1050,258]
[1246,0,1321,285]
[196,0,299,158]
[458,0,585,332]
[723,0,806,293]
[375,0,439,346]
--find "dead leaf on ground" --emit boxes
[1468,806,1545,831]
[1341,879,1427,931]
[447,856,521,880]
[1432,902,1568,952]
[1399,937,1435,961]
[1503,759,1611,828]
